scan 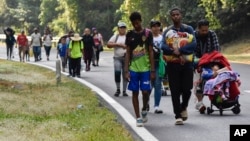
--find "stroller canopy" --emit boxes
[197,51,232,72]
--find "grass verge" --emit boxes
[222,39,250,64]
[0,59,133,141]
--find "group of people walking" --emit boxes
[109,8,220,127]
[3,7,221,127]
[3,27,53,62]
[57,28,104,77]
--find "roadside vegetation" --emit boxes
[222,39,250,64]
[0,59,133,141]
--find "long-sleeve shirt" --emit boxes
[201,68,214,80]
[195,30,220,58]
[4,28,16,45]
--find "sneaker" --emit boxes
[136,118,144,127]
[195,102,206,114]
[122,91,128,96]
[154,109,163,114]
[141,111,148,123]
[175,118,184,125]
[114,89,120,97]
[181,109,188,121]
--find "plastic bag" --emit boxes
[158,52,166,78]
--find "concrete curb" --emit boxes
[1,58,159,141]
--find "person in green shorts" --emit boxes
[124,12,155,127]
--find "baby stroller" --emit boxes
[197,51,241,116]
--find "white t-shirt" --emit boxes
[43,34,52,46]
[108,34,126,57]
[153,34,163,49]
[31,33,41,46]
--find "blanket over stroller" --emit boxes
[197,51,241,100]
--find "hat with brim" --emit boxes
[70,33,82,41]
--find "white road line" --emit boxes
[6,59,159,141]
[244,90,250,93]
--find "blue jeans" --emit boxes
[151,66,162,108]
[33,46,41,61]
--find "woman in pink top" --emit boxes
[92,27,104,66]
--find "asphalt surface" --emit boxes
[1,47,250,141]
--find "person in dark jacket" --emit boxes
[161,7,196,125]
[82,28,94,71]
[3,27,16,60]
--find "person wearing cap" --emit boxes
[92,27,104,66]
[68,33,84,78]
[17,30,28,62]
[107,22,128,97]
[30,27,42,62]
[149,20,164,114]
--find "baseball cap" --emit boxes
[150,20,161,27]
[117,22,126,28]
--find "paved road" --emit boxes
[1,47,250,141]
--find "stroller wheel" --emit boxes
[207,107,213,115]
[232,106,241,115]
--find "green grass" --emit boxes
[0,60,133,141]
[221,38,250,64]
